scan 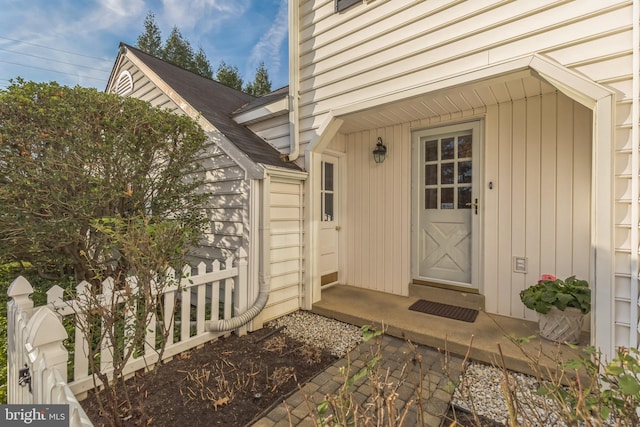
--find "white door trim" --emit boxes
[411,120,484,290]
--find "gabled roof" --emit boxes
[119,43,300,172]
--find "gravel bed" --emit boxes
[266,310,364,358]
[452,362,567,426]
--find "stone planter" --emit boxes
[538,306,584,344]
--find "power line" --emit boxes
[0,36,112,63]
[0,47,111,72]
[0,59,107,82]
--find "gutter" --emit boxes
[282,0,301,162]
[630,0,639,348]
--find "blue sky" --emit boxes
[0,0,289,91]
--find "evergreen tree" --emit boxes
[216,60,243,91]
[136,11,163,57]
[135,14,247,85]
[244,62,272,96]
[192,47,213,79]
[162,26,195,69]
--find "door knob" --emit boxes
[465,198,479,215]
[335,226,342,231]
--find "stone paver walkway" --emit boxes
[252,335,463,426]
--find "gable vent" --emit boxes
[114,70,133,96]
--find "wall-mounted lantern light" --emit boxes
[373,137,387,164]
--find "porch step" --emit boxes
[409,283,485,311]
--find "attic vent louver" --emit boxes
[115,70,133,96]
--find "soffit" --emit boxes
[337,71,557,134]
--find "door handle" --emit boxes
[465,198,478,215]
[335,226,342,231]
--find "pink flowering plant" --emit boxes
[520,274,591,314]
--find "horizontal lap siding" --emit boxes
[298,1,628,123]
[197,144,249,261]
[247,114,291,153]
[300,0,636,344]
[258,178,304,323]
[111,59,250,264]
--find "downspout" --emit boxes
[630,0,639,348]
[282,0,301,162]
[209,179,271,331]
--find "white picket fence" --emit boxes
[7,251,247,427]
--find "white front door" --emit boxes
[412,122,482,288]
[319,154,340,286]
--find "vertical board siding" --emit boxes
[510,99,527,319]
[343,93,592,320]
[345,126,411,295]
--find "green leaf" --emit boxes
[618,374,640,396]
[316,400,329,415]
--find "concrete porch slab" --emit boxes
[311,285,590,377]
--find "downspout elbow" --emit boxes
[208,285,269,332]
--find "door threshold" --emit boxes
[410,281,484,311]
[412,279,479,294]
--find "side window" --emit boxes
[321,161,335,222]
[336,0,360,13]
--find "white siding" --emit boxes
[108,58,251,263]
[247,114,291,153]
[256,177,305,323]
[344,93,592,320]
[298,0,638,348]
[345,123,411,296]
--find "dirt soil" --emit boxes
[81,327,336,427]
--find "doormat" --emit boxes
[408,299,479,323]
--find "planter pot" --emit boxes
[538,306,584,344]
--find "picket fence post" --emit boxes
[7,276,34,404]
[24,306,69,404]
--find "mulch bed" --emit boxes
[81,327,336,427]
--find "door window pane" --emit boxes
[441,138,455,160]
[458,187,472,209]
[324,162,334,191]
[458,135,472,158]
[321,161,335,222]
[441,162,454,184]
[323,193,334,221]
[441,188,454,209]
[458,161,472,184]
[425,140,438,161]
[422,131,474,211]
[425,165,437,185]
[425,189,437,209]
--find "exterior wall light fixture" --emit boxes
[373,137,387,164]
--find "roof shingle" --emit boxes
[122,43,300,171]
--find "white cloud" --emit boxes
[99,0,146,17]
[247,0,287,81]
[160,0,250,31]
